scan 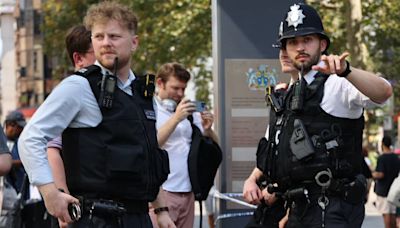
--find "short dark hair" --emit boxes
[65,25,92,65]
[382,135,392,148]
[156,62,191,83]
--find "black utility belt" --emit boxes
[287,174,366,205]
[77,197,149,216]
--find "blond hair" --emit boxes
[84,1,138,34]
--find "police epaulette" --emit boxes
[74,65,101,77]
[134,74,155,99]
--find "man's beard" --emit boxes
[98,54,129,74]
[294,51,321,74]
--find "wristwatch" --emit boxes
[337,60,352,77]
[154,206,169,214]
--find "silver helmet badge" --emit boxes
[286,4,306,31]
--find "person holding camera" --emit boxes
[150,62,217,228]
[18,2,174,227]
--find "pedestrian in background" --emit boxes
[0,123,13,227]
[373,136,400,228]
[150,62,218,228]
[4,111,26,194]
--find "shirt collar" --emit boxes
[302,61,325,84]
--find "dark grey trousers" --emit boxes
[287,196,365,228]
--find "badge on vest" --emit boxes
[144,110,156,120]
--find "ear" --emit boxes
[131,35,139,52]
[320,39,327,53]
[72,52,84,68]
[156,77,164,87]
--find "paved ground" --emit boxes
[194,186,387,228]
[362,186,384,228]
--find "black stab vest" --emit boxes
[263,73,364,191]
[62,65,169,201]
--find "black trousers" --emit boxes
[286,196,364,228]
[67,212,152,228]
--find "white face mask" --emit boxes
[160,98,177,112]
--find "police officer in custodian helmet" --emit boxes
[243,3,392,228]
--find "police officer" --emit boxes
[243,3,392,228]
[18,2,175,228]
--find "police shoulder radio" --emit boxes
[98,58,118,109]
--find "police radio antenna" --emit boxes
[113,57,118,77]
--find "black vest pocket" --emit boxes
[106,145,146,182]
[256,137,269,173]
[154,148,170,186]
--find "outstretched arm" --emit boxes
[313,52,392,104]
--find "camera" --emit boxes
[193,101,206,112]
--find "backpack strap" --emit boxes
[187,115,203,198]
[187,115,205,228]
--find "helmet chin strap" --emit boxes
[300,64,305,80]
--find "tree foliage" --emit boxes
[42,0,212,104]
[42,0,99,75]
[307,0,400,103]
[307,0,400,144]
[361,0,400,114]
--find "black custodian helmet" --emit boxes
[277,3,330,51]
